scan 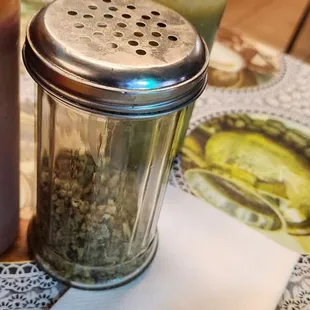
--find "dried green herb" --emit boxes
[32,148,155,287]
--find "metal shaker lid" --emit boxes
[23,0,208,115]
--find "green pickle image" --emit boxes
[181,114,310,253]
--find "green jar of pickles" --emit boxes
[153,0,226,51]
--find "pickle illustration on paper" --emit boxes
[209,28,280,89]
[180,113,310,252]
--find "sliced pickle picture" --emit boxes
[184,169,283,231]
[180,113,310,252]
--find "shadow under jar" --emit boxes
[23,0,208,289]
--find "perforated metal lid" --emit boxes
[23,0,208,115]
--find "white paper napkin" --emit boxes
[52,185,298,310]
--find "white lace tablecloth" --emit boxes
[277,257,310,310]
[1,254,310,309]
[0,263,66,310]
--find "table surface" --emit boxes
[0,1,310,309]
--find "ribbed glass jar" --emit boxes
[23,0,208,289]
[29,87,195,289]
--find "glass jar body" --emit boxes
[153,0,226,51]
[0,0,20,255]
[29,87,194,289]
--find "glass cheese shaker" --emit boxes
[23,0,208,289]
[0,0,20,255]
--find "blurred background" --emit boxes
[21,0,310,63]
[223,0,310,63]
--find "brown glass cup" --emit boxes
[0,0,20,254]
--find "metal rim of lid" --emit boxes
[23,0,209,116]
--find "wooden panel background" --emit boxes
[222,0,310,62]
